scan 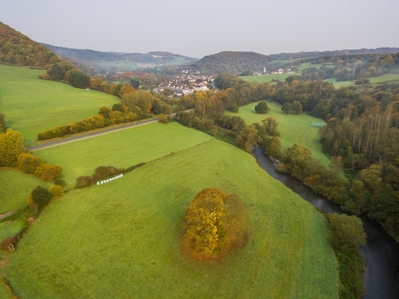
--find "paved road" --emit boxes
[28,118,159,151]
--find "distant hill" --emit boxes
[271,48,399,60]
[189,51,272,74]
[0,22,60,66]
[42,44,198,71]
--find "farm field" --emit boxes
[0,168,51,214]
[0,64,119,146]
[6,139,339,298]
[32,122,214,185]
[228,101,330,166]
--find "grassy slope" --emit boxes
[32,122,213,185]
[0,65,119,146]
[0,168,51,214]
[6,139,338,298]
[228,101,330,166]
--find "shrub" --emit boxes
[92,166,119,181]
[49,185,63,198]
[34,164,62,182]
[30,186,51,210]
[75,176,94,188]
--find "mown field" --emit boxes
[6,138,339,298]
[0,64,119,146]
[0,168,51,214]
[227,101,330,166]
[32,122,214,185]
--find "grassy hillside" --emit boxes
[32,122,213,185]
[228,101,330,166]
[0,168,50,214]
[6,139,339,298]
[0,64,119,146]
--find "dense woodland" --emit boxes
[0,22,59,66]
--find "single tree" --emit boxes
[255,101,269,114]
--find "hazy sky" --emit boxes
[1,0,398,58]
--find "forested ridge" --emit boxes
[271,47,399,60]
[0,22,59,66]
[43,44,198,64]
[189,51,272,74]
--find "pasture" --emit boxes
[6,139,339,298]
[32,122,214,185]
[240,73,294,84]
[0,168,51,214]
[368,73,399,84]
[323,78,355,88]
[0,64,119,146]
[228,101,330,166]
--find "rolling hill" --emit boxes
[43,44,198,71]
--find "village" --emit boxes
[153,71,217,97]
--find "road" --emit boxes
[28,118,159,151]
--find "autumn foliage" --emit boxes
[181,188,248,260]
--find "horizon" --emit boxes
[1,0,399,58]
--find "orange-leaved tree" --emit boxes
[182,188,248,260]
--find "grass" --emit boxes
[6,139,339,298]
[0,168,51,214]
[32,122,214,185]
[240,73,295,84]
[367,73,399,84]
[323,78,355,88]
[0,64,119,146]
[97,60,140,70]
[228,101,331,166]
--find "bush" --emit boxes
[30,186,51,210]
[92,166,120,181]
[75,176,94,188]
[49,185,63,198]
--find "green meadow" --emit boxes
[32,122,213,185]
[0,168,51,214]
[368,73,399,84]
[323,78,355,88]
[228,101,330,166]
[0,64,119,146]
[7,139,339,298]
[240,73,294,84]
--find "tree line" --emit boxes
[37,90,173,140]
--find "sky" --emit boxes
[1,0,398,58]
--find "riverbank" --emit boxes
[253,147,399,299]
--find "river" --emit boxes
[253,147,399,299]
